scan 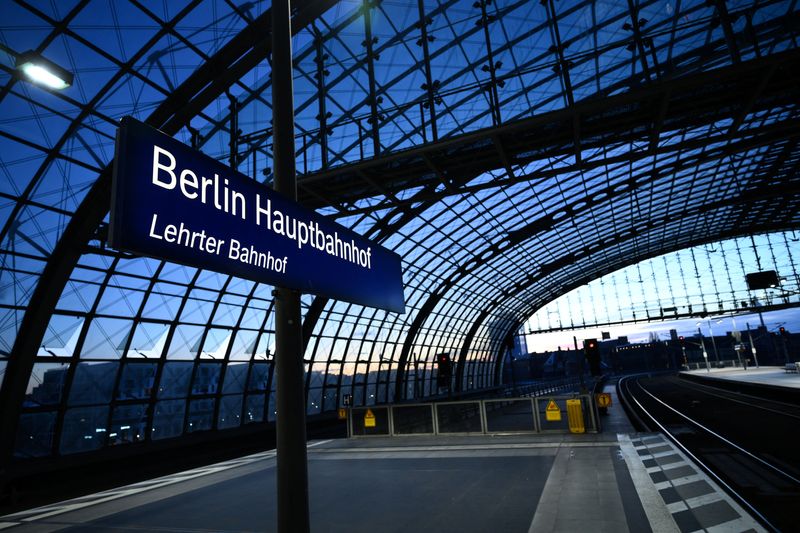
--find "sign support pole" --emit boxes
[272,2,310,533]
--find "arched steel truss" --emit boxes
[0,0,798,470]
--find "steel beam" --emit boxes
[297,48,800,208]
[714,0,742,64]
[313,26,330,168]
[362,0,382,156]
[416,0,439,141]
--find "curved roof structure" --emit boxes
[0,0,799,463]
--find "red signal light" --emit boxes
[584,338,601,376]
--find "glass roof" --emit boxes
[526,231,800,337]
[0,0,799,459]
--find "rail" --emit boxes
[617,375,793,532]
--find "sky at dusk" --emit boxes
[525,308,800,353]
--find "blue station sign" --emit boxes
[110,117,405,313]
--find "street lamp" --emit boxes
[701,340,711,372]
[706,319,721,366]
[730,316,745,369]
[696,322,711,372]
[3,46,74,90]
[746,322,760,368]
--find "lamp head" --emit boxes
[16,50,73,90]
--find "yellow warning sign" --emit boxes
[338,408,347,420]
[364,408,376,428]
[596,392,612,408]
[545,399,561,421]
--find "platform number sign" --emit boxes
[110,117,405,313]
[596,393,612,408]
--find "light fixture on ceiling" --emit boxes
[15,50,74,90]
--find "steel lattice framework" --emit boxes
[0,0,798,474]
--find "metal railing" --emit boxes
[347,393,600,437]
[506,375,587,398]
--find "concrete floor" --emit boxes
[682,366,800,388]
[0,385,764,532]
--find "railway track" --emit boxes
[618,374,800,533]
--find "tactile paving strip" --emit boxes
[628,433,764,533]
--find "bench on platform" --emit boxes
[784,362,799,373]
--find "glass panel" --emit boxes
[96,280,145,317]
[392,405,434,435]
[322,387,337,412]
[222,362,248,394]
[192,362,222,395]
[39,314,83,357]
[228,329,257,361]
[179,289,216,324]
[24,362,69,407]
[0,359,5,390]
[536,398,570,432]
[268,391,277,422]
[485,399,535,432]
[166,325,204,359]
[14,411,57,458]
[218,395,243,429]
[308,364,324,391]
[116,362,157,400]
[199,328,232,360]
[187,398,215,433]
[79,318,132,359]
[67,362,118,406]
[365,383,376,406]
[109,403,148,445]
[352,384,365,407]
[244,393,265,424]
[350,406,389,436]
[127,321,169,359]
[307,387,322,415]
[141,283,182,320]
[156,362,193,399]
[60,405,110,454]
[247,363,269,391]
[55,281,100,313]
[151,399,186,440]
[376,382,386,404]
[436,402,483,433]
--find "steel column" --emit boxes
[272,1,310,532]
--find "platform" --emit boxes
[681,366,800,389]
[0,389,764,532]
